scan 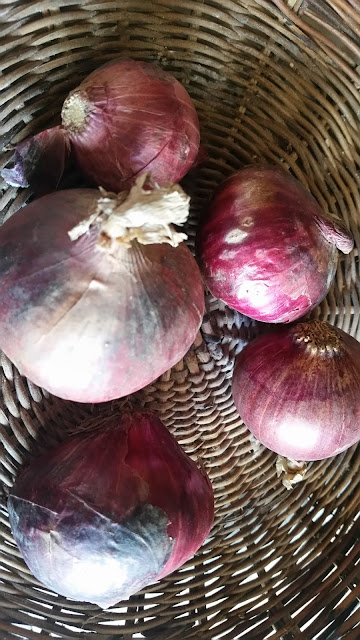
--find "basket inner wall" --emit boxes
[0,1,360,639]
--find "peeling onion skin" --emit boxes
[61,59,200,192]
[7,411,214,608]
[196,166,353,323]
[232,321,360,461]
[0,189,204,403]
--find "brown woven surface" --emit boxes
[1,1,360,638]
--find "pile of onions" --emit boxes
[196,166,353,323]
[232,320,360,461]
[8,411,214,608]
[0,174,204,402]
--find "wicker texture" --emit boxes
[0,1,360,638]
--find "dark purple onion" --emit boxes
[8,411,214,608]
[1,126,72,196]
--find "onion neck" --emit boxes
[314,213,354,254]
[69,173,190,248]
[61,91,90,135]
[291,321,343,357]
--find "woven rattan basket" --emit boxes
[1,1,360,638]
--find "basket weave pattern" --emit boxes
[0,1,360,638]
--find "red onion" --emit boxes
[7,411,214,608]
[0,174,204,402]
[1,126,72,196]
[196,166,353,323]
[61,59,200,191]
[232,320,360,461]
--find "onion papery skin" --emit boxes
[232,321,360,461]
[1,126,72,196]
[196,166,353,323]
[0,189,204,403]
[7,411,214,608]
[61,59,200,192]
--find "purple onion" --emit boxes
[196,166,353,323]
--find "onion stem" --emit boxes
[69,173,190,247]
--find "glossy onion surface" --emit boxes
[197,166,353,323]
[232,321,360,460]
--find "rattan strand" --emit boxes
[0,1,360,638]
